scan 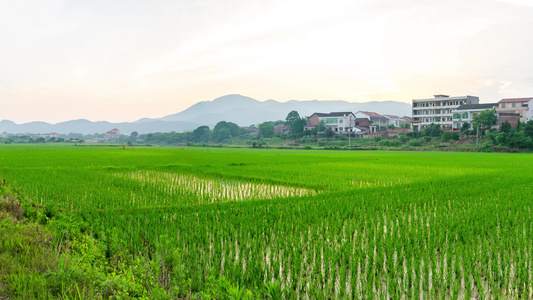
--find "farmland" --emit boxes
[1,145,533,298]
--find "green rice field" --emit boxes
[1,145,533,298]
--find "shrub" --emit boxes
[441,131,459,142]
[408,139,422,147]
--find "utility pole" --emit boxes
[476,124,479,150]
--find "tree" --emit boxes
[472,108,497,135]
[317,120,326,132]
[523,120,533,139]
[191,126,210,143]
[460,122,470,133]
[258,122,274,138]
[500,121,511,134]
[423,123,442,137]
[213,121,241,142]
[129,131,139,142]
[324,128,334,138]
[285,111,306,137]
[285,110,300,124]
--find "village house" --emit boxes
[105,128,120,139]
[451,103,498,131]
[495,97,533,123]
[305,112,358,134]
[274,124,290,136]
[383,114,408,128]
[354,111,388,131]
[498,113,521,128]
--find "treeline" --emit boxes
[139,110,309,145]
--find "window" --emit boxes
[512,103,516,108]
[339,119,343,123]
[462,112,468,119]
[502,103,506,108]
[325,118,338,124]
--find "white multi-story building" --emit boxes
[412,95,479,131]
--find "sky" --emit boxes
[2,0,533,124]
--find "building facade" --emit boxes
[451,103,497,130]
[305,112,357,134]
[495,97,533,123]
[412,95,479,131]
[354,111,388,130]
[105,128,120,139]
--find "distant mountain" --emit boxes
[160,94,412,126]
[0,119,200,135]
[1,94,412,135]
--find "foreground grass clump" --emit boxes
[1,145,533,298]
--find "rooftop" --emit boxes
[357,111,387,120]
[455,103,497,111]
[313,112,354,117]
[498,97,533,103]
[412,95,478,103]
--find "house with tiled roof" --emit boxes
[105,128,120,139]
[383,114,407,128]
[305,112,359,134]
[496,97,533,123]
[354,111,389,130]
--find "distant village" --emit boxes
[2,95,532,144]
[297,95,532,137]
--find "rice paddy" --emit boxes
[1,145,532,298]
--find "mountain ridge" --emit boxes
[1,94,412,135]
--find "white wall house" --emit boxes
[383,114,406,128]
[306,112,357,134]
[451,103,497,130]
[354,111,388,130]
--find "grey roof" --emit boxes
[455,103,497,111]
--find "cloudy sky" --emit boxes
[2,0,533,123]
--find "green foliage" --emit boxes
[407,139,422,146]
[441,131,459,142]
[423,123,442,137]
[472,108,497,134]
[378,139,401,147]
[191,126,211,143]
[460,122,470,133]
[500,121,511,133]
[258,122,275,138]
[324,128,334,138]
[317,120,326,132]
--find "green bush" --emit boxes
[441,131,459,142]
[408,139,422,147]
[378,140,401,147]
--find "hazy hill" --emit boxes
[0,119,200,136]
[160,94,412,126]
[1,94,412,135]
